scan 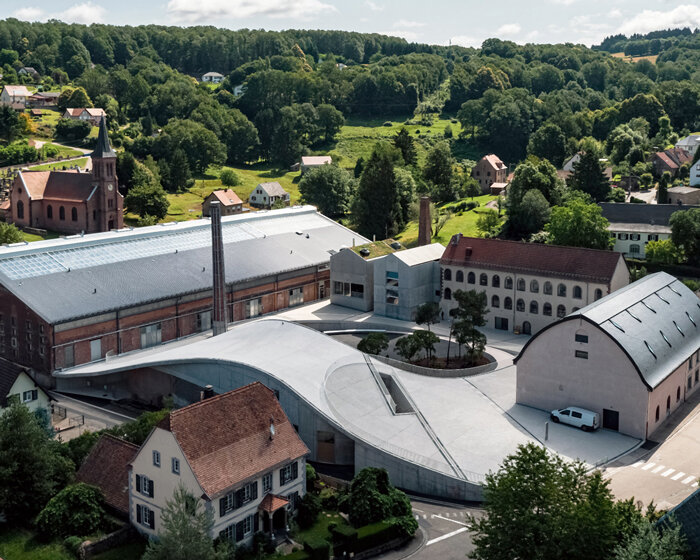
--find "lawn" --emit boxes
[40,142,84,158]
[163,164,302,222]
[28,157,88,171]
[395,194,499,247]
[0,527,73,560]
[293,510,349,544]
[21,229,61,243]
[91,540,147,560]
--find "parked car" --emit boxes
[550,406,599,431]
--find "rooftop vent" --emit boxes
[390,241,402,250]
[359,248,371,257]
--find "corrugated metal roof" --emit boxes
[599,203,697,227]
[570,272,700,389]
[0,207,368,323]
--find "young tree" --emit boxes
[476,209,502,237]
[657,171,670,204]
[413,329,440,363]
[546,195,612,250]
[143,484,227,560]
[465,178,481,200]
[414,302,440,332]
[0,222,23,244]
[357,332,389,355]
[219,168,240,187]
[395,334,421,362]
[567,139,610,202]
[451,289,488,362]
[471,443,642,560]
[613,518,687,560]
[393,127,417,166]
[645,239,680,265]
[299,164,355,218]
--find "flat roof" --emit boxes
[393,243,445,266]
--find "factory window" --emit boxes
[289,288,304,307]
[140,323,162,349]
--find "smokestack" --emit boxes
[418,196,431,246]
[210,201,227,336]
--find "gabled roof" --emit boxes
[202,72,224,78]
[301,156,332,166]
[440,235,624,284]
[568,272,700,389]
[157,382,309,498]
[17,170,94,202]
[657,488,700,553]
[664,147,692,167]
[654,151,679,169]
[481,154,506,170]
[599,203,697,227]
[209,189,243,207]
[0,358,26,407]
[3,85,30,97]
[76,434,138,515]
[257,182,288,197]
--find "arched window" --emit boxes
[522,321,531,335]
[543,303,552,316]
[480,273,488,286]
[557,283,567,297]
[59,206,65,220]
[492,274,500,288]
[594,289,603,301]
[16,200,24,219]
[557,304,566,318]
[71,207,78,221]
[443,268,452,281]
[516,299,525,312]
[517,278,526,291]
[677,386,681,402]
[467,272,475,284]
[505,276,513,290]
[492,295,500,308]
[456,270,464,283]
[504,297,513,310]
[444,287,452,300]
[530,301,538,314]
[573,285,582,299]
[47,205,53,219]
[655,406,659,422]
[530,280,539,293]
[543,281,552,295]
[666,396,671,413]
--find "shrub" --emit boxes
[252,531,276,554]
[297,492,322,530]
[342,467,412,527]
[383,121,393,127]
[629,196,645,204]
[303,536,331,560]
[306,463,319,492]
[354,520,395,552]
[329,522,358,555]
[465,201,480,210]
[220,168,240,187]
[320,487,338,510]
[36,483,105,539]
[63,536,84,558]
[392,515,419,539]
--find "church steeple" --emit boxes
[90,117,122,231]
[92,117,116,159]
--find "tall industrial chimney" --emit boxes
[418,196,431,246]
[210,201,227,336]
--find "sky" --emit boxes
[4,0,700,48]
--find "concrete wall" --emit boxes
[374,255,440,321]
[516,317,650,439]
[668,189,700,206]
[330,249,374,312]
[441,265,622,335]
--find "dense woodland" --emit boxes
[0,21,699,256]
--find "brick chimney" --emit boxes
[210,201,227,336]
[418,196,431,246]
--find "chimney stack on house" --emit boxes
[210,201,227,336]
[418,196,431,246]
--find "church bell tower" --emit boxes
[91,117,123,231]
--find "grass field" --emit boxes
[611,52,659,64]
[395,194,499,247]
[0,528,73,560]
[29,157,88,171]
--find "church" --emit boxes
[7,118,123,234]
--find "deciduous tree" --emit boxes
[546,195,612,250]
[357,332,389,355]
[299,164,354,218]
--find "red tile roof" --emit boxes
[441,235,624,284]
[18,170,94,202]
[259,493,289,513]
[211,189,243,207]
[482,154,506,171]
[655,151,679,170]
[76,434,138,516]
[158,382,308,499]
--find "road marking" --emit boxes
[671,472,685,481]
[651,465,666,474]
[682,476,695,485]
[631,461,644,468]
[432,514,469,527]
[661,468,675,477]
[641,463,656,471]
[693,482,698,488]
[413,508,425,513]
[426,527,469,546]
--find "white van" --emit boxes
[550,406,600,432]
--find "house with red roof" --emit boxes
[440,235,629,335]
[6,118,123,234]
[202,189,243,217]
[62,108,107,126]
[471,154,507,194]
[652,147,693,178]
[129,382,308,544]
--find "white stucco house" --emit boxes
[0,85,31,109]
[676,135,700,158]
[129,383,308,545]
[248,182,290,209]
[202,72,224,83]
[300,156,332,175]
[0,357,51,415]
[440,235,630,336]
[690,160,700,187]
[515,272,700,440]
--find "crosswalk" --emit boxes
[413,511,471,521]
[630,461,699,487]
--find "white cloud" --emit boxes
[365,0,383,12]
[167,0,336,22]
[549,0,577,5]
[12,7,44,20]
[609,8,622,19]
[61,2,106,24]
[394,19,425,28]
[448,35,481,49]
[618,4,700,36]
[497,23,521,36]
[380,29,421,41]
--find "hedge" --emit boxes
[303,535,330,560]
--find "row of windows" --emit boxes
[444,290,574,318]
[615,233,659,241]
[16,202,112,222]
[442,269,600,300]
[152,450,180,475]
[219,461,298,518]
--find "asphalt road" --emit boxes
[50,391,137,440]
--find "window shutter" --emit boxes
[235,488,244,509]
[236,520,244,542]
[251,481,258,500]
[31,389,37,400]
[220,497,227,517]
[280,468,284,486]
[149,510,155,529]
[148,479,154,498]
[136,474,142,494]
[136,505,142,524]
[253,513,259,533]
[292,461,298,480]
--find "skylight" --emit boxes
[644,341,657,359]
[669,285,682,296]
[688,312,697,327]
[656,293,669,305]
[610,320,625,332]
[659,331,672,348]
[673,321,684,336]
[627,309,642,322]
[642,300,656,313]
